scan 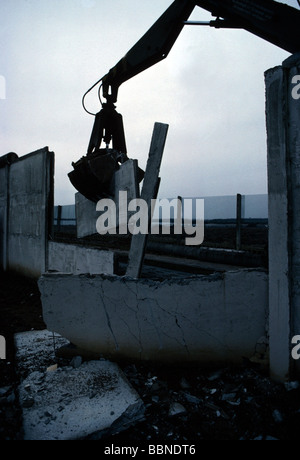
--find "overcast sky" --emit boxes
[1,0,299,204]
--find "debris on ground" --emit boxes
[1,272,300,441]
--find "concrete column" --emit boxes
[0,165,9,271]
[265,53,300,381]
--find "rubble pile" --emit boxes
[115,361,300,442]
[1,345,300,440]
[1,272,300,441]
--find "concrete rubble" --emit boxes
[1,322,300,440]
[14,330,145,440]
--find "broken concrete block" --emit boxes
[18,360,145,440]
[168,402,186,417]
[70,356,82,369]
[15,330,145,440]
[46,364,58,372]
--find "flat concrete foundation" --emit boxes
[15,330,144,440]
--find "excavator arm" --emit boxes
[69,0,300,202]
[102,0,300,104]
[195,0,300,54]
[101,0,196,104]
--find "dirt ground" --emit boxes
[0,271,46,439]
[57,222,269,254]
[1,269,300,442]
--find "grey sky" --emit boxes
[0,0,299,204]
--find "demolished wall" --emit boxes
[39,269,268,364]
[0,147,54,278]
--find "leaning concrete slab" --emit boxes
[126,123,168,278]
[15,330,144,440]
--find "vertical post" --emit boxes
[236,193,242,250]
[0,165,9,271]
[57,205,62,233]
[126,122,169,278]
[266,53,300,381]
[176,195,183,239]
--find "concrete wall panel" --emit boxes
[39,269,268,364]
[48,242,115,275]
[75,193,98,239]
[7,147,54,278]
[76,159,140,238]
